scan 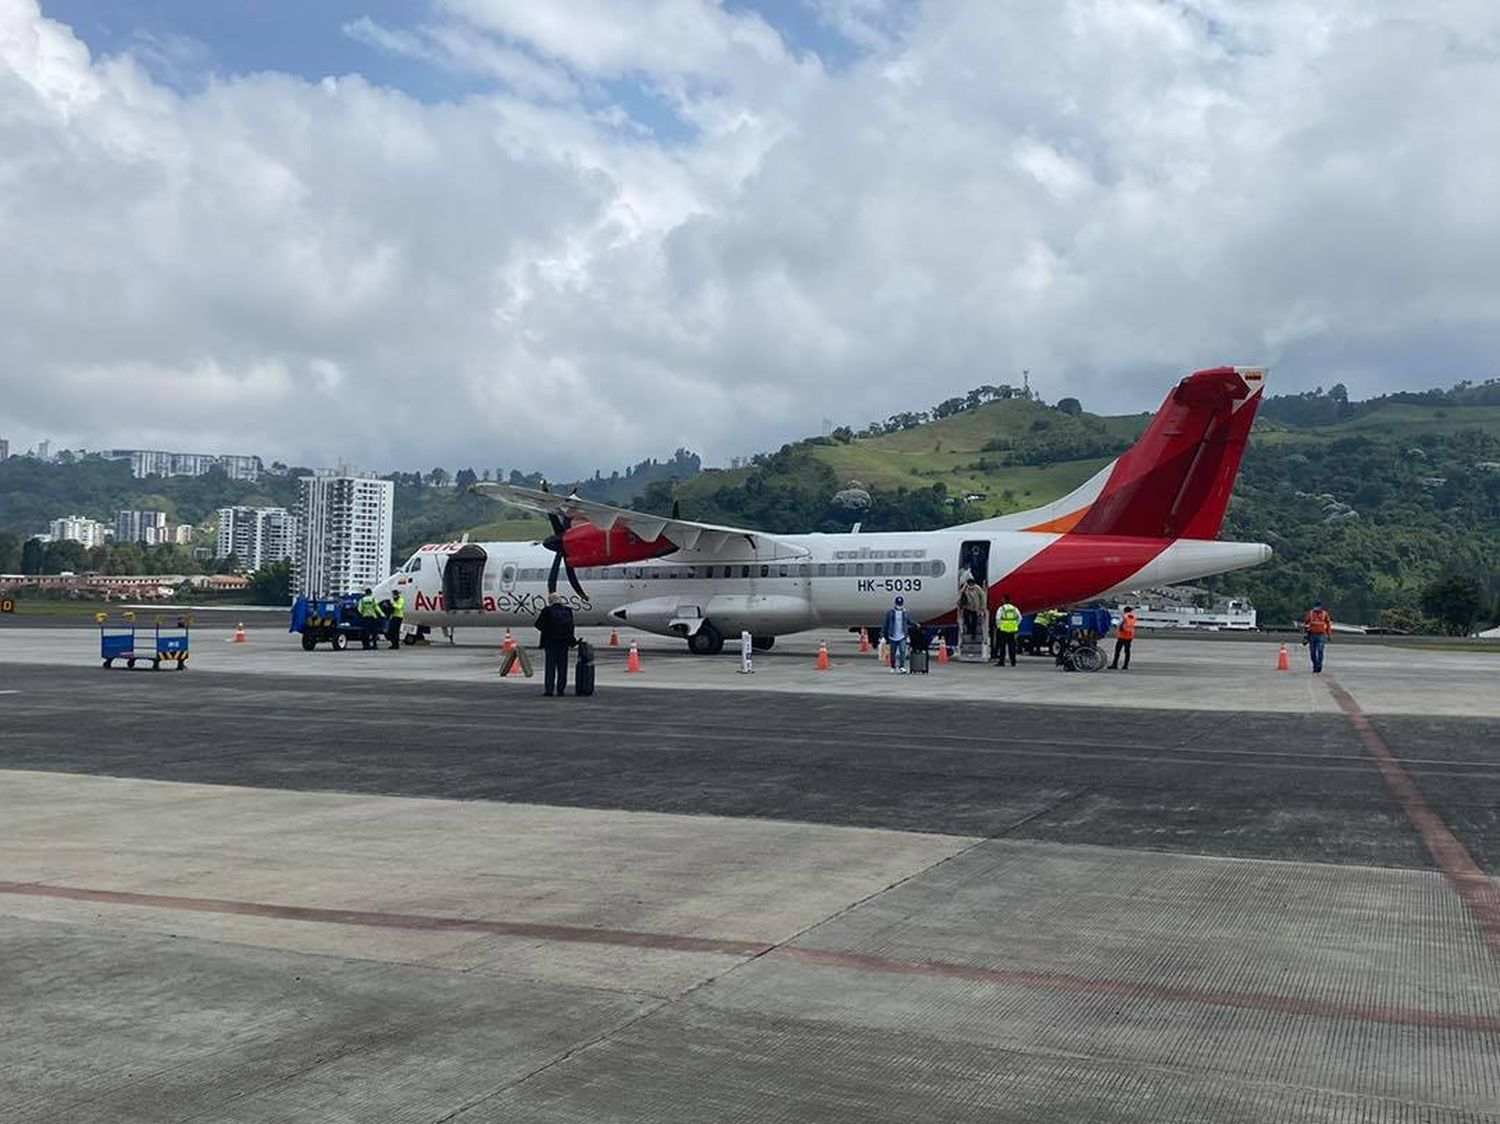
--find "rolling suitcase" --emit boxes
[575,641,596,696]
[909,648,930,674]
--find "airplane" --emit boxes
[373,365,1272,654]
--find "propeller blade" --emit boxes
[548,513,566,536]
[547,552,562,594]
[564,563,587,599]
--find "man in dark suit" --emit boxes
[534,593,577,697]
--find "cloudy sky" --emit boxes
[2,1,1498,475]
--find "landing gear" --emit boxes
[751,635,775,652]
[687,622,725,656]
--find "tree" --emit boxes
[247,560,293,606]
[454,467,478,490]
[1056,397,1083,417]
[20,538,44,575]
[1420,574,1488,635]
[427,467,450,488]
[0,531,21,573]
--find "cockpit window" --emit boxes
[403,554,423,573]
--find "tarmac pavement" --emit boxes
[1,627,1498,1122]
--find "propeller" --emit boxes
[542,512,588,599]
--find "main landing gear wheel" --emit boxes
[687,622,725,656]
[751,635,775,651]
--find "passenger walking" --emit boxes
[1110,605,1137,669]
[1304,600,1333,674]
[883,596,913,674]
[385,589,405,650]
[993,593,1021,666]
[534,592,577,696]
[356,587,382,649]
[959,578,987,647]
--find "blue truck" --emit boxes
[289,594,378,651]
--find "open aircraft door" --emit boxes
[441,544,487,611]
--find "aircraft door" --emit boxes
[441,544,487,611]
[959,540,990,587]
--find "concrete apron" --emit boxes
[3,770,1499,1122]
[3,625,1498,717]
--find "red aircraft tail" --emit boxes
[960,366,1265,541]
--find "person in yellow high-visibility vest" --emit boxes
[385,590,405,650]
[993,593,1021,667]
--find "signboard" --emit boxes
[739,630,753,674]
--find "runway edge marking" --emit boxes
[1326,678,1500,961]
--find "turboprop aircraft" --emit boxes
[374,366,1271,654]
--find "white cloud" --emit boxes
[3,0,1500,478]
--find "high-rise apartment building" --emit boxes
[105,449,264,481]
[48,515,108,548]
[115,510,168,544]
[217,506,296,572]
[0,438,9,460]
[292,475,394,597]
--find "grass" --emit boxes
[455,516,552,543]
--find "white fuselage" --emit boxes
[376,530,1270,639]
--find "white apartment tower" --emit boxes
[217,506,296,572]
[292,475,394,597]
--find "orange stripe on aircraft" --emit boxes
[1022,508,1089,533]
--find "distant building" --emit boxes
[0,438,9,460]
[105,449,264,481]
[217,506,296,572]
[115,510,168,544]
[48,515,108,549]
[36,439,50,462]
[292,475,394,597]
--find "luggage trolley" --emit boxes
[98,611,191,670]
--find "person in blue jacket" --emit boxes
[883,595,913,674]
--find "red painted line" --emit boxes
[0,881,770,958]
[1325,679,1500,961]
[772,947,1500,1034]
[3,879,1496,1034]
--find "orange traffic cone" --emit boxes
[609,626,620,646]
[233,622,246,644]
[1276,643,1290,671]
[859,628,871,653]
[936,636,949,664]
[816,641,831,671]
[502,628,515,652]
[626,641,642,673]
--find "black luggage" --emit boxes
[909,649,930,674]
[575,641,596,695]
[575,659,596,696]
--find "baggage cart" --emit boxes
[99,612,191,670]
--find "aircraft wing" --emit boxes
[469,482,809,557]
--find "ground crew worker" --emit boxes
[1304,600,1333,673]
[534,592,577,696]
[993,592,1021,667]
[883,595,912,674]
[385,589,405,650]
[1111,605,1137,669]
[356,587,382,649]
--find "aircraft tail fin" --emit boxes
[955,366,1266,540]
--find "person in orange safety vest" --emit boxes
[1304,601,1333,673]
[1110,606,1137,670]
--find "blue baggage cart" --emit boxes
[98,611,190,670]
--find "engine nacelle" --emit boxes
[561,522,676,568]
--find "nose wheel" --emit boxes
[686,622,724,656]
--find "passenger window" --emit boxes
[836,563,846,577]
[872,563,885,576]
[740,565,750,578]
[759,565,769,578]
[501,564,516,584]
[778,564,788,578]
[930,560,945,576]
[854,563,866,576]
[816,564,827,578]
